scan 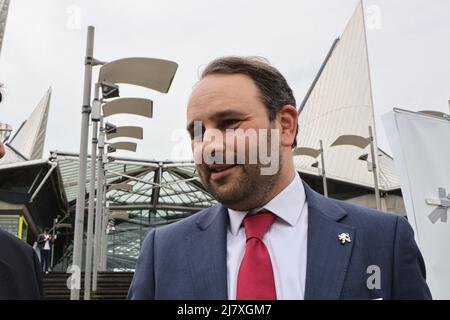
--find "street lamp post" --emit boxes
[92,116,106,292]
[98,128,144,273]
[367,126,381,210]
[293,139,328,197]
[83,83,100,300]
[73,26,178,300]
[71,26,95,300]
[330,126,381,210]
[89,96,152,296]
[319,140,328,197]
[92,120,144,291]
[100,174,109,271]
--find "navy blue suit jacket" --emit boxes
[0,229,44,299]
[129,180,432,300]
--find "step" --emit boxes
[43,272,134,300]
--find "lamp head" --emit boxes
[101,81,120,99]
[358,153,369,161]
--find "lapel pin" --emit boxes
[338,233,351,245]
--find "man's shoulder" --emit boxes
[0,229,34,261]
[324,196,402,232]
[152,203,222,239]
[0,229,43,299]
[0,229,32,251]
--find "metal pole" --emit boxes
[100,198,109,270]
[50,217,57,270]
[100,177,109,270]
[368,126,381,210]
[83,84,100,300]
[319,140,328,197]
[92,118,104,291]
[71,25,95,300]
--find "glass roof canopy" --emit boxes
[53,151,217,271]
[55,151,215,211]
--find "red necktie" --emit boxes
[236,211,277,300]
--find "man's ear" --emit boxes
[277,105,298,147]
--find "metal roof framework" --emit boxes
[54,151,216,271]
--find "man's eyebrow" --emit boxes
[212,109,247,120]
[186,110,248,132]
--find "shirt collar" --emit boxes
[227,172,306,236]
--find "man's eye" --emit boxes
[223,119,240,127]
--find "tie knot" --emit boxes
[243,211,276,240]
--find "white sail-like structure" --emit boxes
[8,87,52,160]
[0,0,9,56]
[295,1,400,191]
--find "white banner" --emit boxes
[382,108,450,299]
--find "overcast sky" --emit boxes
[0,0,449,161]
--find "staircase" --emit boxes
[43,272,134,300]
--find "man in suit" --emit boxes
[0,229,44,299]
[129,56,432,300]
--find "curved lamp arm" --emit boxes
[292,147,321,158]
[330,135,370,149]
[106,126,143,140]
[103,98,153,118]
[107,141,137,153]
[99,57,178,93]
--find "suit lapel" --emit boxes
[187,204,228,299]
[185,181,356,300]
[303,182,356,300]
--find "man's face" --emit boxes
[186,74,282,210]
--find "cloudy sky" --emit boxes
[1,0,449,161]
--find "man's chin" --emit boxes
[207,182,242,204]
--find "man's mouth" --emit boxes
[208,164,238,181]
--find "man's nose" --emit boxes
[203,128,225,149]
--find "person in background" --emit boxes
[37,227,56,274]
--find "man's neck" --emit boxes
[263,167,296,206]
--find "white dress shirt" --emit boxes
[227,172,308,300]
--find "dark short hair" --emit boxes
[44,227,50,233]
[200,56,298,148]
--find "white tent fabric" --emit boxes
[0,0,9,55]
[0,144,25,165]
[8,87,51,160]
[294,1,400,191]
